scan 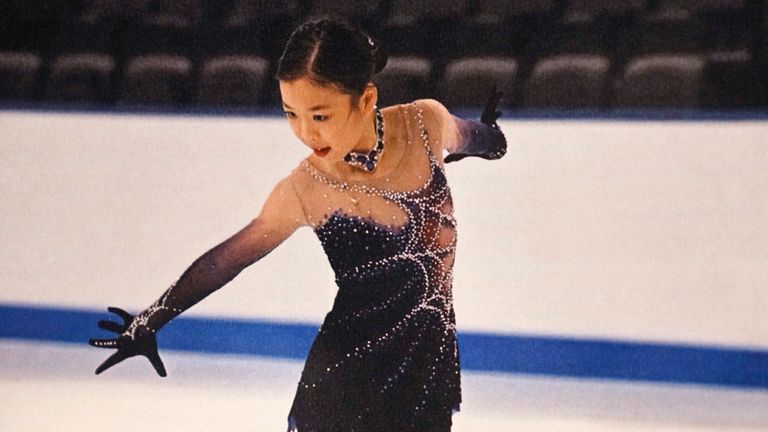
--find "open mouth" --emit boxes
[313,147,331,157]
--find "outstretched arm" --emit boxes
[419,88,507,163]
[89,176,307,376]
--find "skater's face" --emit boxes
[280,77,377,163]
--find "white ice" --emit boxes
[1,340,767,432]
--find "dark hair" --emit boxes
[277,19,388,101]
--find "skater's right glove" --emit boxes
[89,306,167,377]
[88,222,270,376]
[88,201,297,377]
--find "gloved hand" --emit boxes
[444,84,507,164]
[87,212,284,377]
[89,306,167,377]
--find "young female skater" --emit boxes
[89,18,507,431]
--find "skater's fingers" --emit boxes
[89,338,119,349]
[95,349,131,375]
[98,319,125,334]
[107,307,134,325]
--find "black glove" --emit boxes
[88,223,266,376]
[480,84,503,129]
[89,306,167,376]
[444,85,507,164]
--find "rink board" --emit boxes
[1,303,767,388]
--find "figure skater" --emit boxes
[89,18,507,432]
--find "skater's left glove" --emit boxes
[444,85,507,163]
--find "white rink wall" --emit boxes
[1,110,767,350]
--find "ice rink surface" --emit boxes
[2,112,767,431]
[2,339,767,432]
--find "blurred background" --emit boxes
[0,0,766,111]
[2,1,768,431]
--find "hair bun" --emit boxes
[368,35,388,75]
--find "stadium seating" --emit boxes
[0,0,765,110]
[373,56,432,107]
[221,0,302,59]
[0,1,66,53]
[701,50,759,108]
[562,0,646,23]
[0,52,42,101]
[46,53,115,104]
[197,56,270,107]
[523,54,610,109]
[120,54,192,105]
[456,0,556,58]
[613,54,705,108]
[620,7,703,57]
[653,0,750,49]
[120,0,203,58]
[437,57,518,108]
[306,0,384,27]
[379,0,468,57]
[543,0,647,56]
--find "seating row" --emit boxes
[2,0,759,62]
[0,50,761,109]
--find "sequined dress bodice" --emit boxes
[288,103,461,432]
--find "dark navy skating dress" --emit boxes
[287,103,462,432]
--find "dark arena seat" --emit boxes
[379,0,468,58]
[652,0,750,50]
[540,0,647,56]
[621,6,703,58]
[196,55,270,107]
[613,54,705,108]
[386,0,468,25]
[306,0,385,28]
[472,0,556,22]
[0,52,42,101]
[456,0,557,58]
[655,0,746,15]
[562,0,647,22]
[701,49,760,109]
[119,54,193,105]
[121,0,204,58]
[523,54,611,109]
[51,0,151,55]
[373,56,433,107]
[45,53,116,104]
[220,0,302,59]
[437,57,518,108]
[0,0,67,53]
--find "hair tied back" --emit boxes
[278,19,389,97]
[367,34,388,74]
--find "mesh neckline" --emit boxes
[301,102,436,197]
[302,155,437,197]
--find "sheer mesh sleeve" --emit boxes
[418,99,507,164]
[124,176,306,338]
